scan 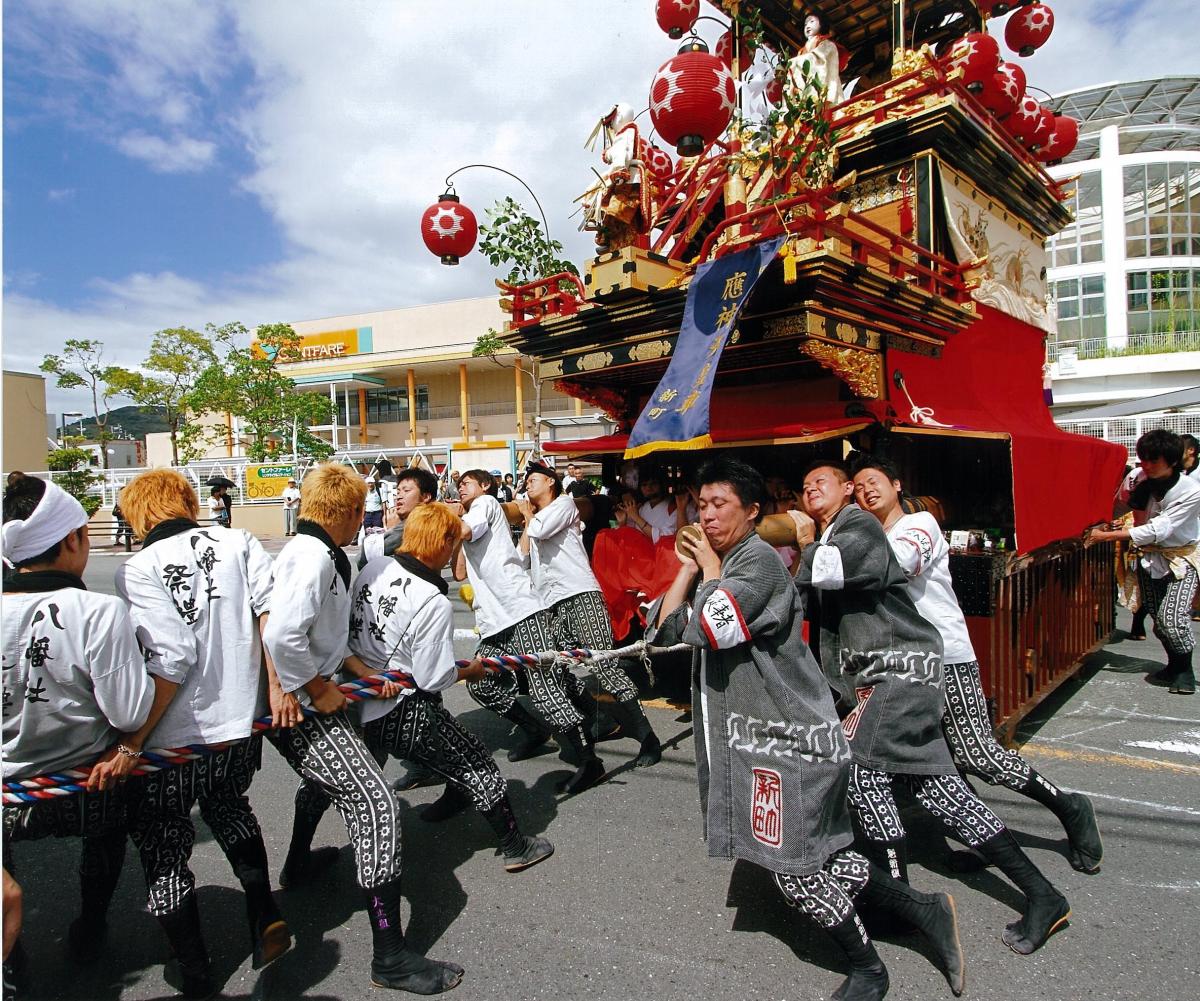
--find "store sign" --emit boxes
[253,326,374,362]
[245,464,295,500]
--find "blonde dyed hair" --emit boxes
[398,503,460,564]
[299,463,367,525]
[119,469,200,538]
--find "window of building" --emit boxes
[1127,269,1200,337]
[1048,171,1103,268]
[1124,162,1200,258]
[1053,275,1106,343]
[346,386,430,425]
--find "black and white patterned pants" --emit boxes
[847,762,1005,849]
[1140,563,1198,655]
[3,784,132,874]
[362,694,507,811]
[129,737,264,917]
[267,711,401,891]
[941,660,1032,790]
[467,611,584,733]
[773,849,871,929]
[550,591,639,704]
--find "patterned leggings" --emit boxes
[362,695,508,811]
[467,611,584,733]
[267,711,401,890]
[550,591,639,704]
[774,849,871,929]
[130,738,265,917]
[847,762,1005,849]
[1140,564,1198,655]
[941,660,1032,790]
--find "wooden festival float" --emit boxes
[424,1,1127,742]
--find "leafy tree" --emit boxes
[479,197,579,285]
[40,339,134,469]
[190,322,335,461]
[47,447,102,516]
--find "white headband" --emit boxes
[2,481,89,565]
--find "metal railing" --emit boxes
[1049,328,1200,361]
[1056,409,1200,460]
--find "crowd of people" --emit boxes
[8,427,1191,999]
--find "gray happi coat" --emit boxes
[648,531,853,877]
[796,504,954,776]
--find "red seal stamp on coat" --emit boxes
[751,767,782,847]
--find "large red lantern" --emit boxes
[655,0,699,40]
[420,192,478,265]
[1036,114,1079,164]
[944,32,1001,92]
[978,60,1025,117]
[1008,95,1053,150]
[716,28,756,74]
[649,41,737,157]
[642,141,676,183]
[1005,2,1054,57]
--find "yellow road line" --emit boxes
[1021,740,1200,775]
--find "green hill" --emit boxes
[60,405,169,442]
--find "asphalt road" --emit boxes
[8,545,1198,1001]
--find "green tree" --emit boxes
[191,322,335,461]
[478,197,579,284]
[47,447,103,516]
[40,339,134,469]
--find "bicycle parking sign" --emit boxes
[245,464,295,499]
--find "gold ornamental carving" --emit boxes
[574,351,614,372]
[629,339,672,362]
[541,359,564,379]
[800,340,883,398]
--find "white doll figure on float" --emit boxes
[787,12,843,104]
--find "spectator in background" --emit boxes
[625,468,677,542]
[562,464,581,492]
[441,471,461,503]
[1182,435,1199,476]
[362,467,389,533]
[281,477,301,536]
[497,474,515,504]
[567,479,608,558]
[208,485,231,527]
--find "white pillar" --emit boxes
[329,383,339,450]
[1098,124,1128,349]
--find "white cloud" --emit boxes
[116,131,217,172]
[47,188,76,202]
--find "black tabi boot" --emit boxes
[824,913,889,1001]
[480,797,555,873]
[555,725,606,796]
[157,895,215,1000]
[419,784,470,824]
[1168,650,1196,694]
[364,880,464,993]
[854,838,914,936]
[501,703,554,762]
[279,806,340,890]
[69,831,127,962]
[1020,771,1103,874]
[859,862,966,996]
[570,687,621,743]
[224,836,291,970]
[392,759,439,791]
[976,831,1070,955]
[1128,606,1148,640]
[606,698,663,767]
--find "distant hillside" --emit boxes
[60,405,169,442]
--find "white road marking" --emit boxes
[1125,730,1200,758]
[1073,789,1200,818]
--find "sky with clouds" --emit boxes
[4,0,1198,414]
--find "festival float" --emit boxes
[424,0,1125,743]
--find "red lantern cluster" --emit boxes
[1008,95,1054,151]
[715,28,756,74]
[655,0,699,40]
[649,42,737,157]
[1004,2,1054,57]
[1035,114,1079,164]
[420,192,478,266]
[978,60,1025,118]
[944,32,1000,92]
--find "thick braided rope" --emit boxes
[2,640,691,804]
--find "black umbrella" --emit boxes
[205,475,237,488]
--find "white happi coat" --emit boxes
[462,495,543,638]
[116,525,273,748]
[3,584,154,779]
[348,555,458,724]
[526,494,601,606]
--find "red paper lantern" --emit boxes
[1036,114,1079,163]
[642,141,676,182]
[1005,2,1054,57]
[978,60,1025,117]
[649,42,737,156]
[420,192,478,265]
[716,28,757,74]
[764,74,784,105]
[945,32,1001,92]
[655,0,699,39]
[1008,95,1053,150]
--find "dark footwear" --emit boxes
[163,959,217,1000]
[1146,667,1174,686]
[392,761,439,791]
[1170,666,1196,694]
[825,914,888,1001]
[502,704,554,762]
[1002,896,1071,955]
[558,757,606,796]
[419,785,470,824]
[606,698,662,766]
[503,836,555,874]
[157,897,214,999]
[1020,774,1103,874]
[252,918,292,970]
[280,845,341,890]
[365,880,464,994]
[67,916,108,963]
[635,732,663,767]
[945,848,989,873]
[978,831,1070,955]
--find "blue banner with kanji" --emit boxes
[624,236,783,459]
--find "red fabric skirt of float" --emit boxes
[591,526,682,641]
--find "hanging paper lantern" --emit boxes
[715,28,757,74]
[1005,2,1054,57]
[1028,103,1057,151]
[988,2,1014,14]
[1008,95,1053,150]
[1036,114,1079,163]
[649,41,737,156]
[655,0,699,39]
[420,192,478,265]
[764,74,784,105]
[642,142,676,182]
[944,32,1001,92]
[978,60,1025,117]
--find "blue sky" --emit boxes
[4,0,1198,415]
